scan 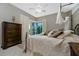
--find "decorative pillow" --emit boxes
[47,29,58,37]
[48,30,56,36]
[57,30,73,39]
[51,31,63,38]
[57,33,65,39]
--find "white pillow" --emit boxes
[48,30,54,36]
[64,30,74,34]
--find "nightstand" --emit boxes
[69,42,79,56]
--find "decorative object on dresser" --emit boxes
[1,21,22,49]
[69,42,79,56]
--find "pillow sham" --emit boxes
[51,31,63,38]
[57,30,73,39]
[48,30,56,36]
[47,29,59,37]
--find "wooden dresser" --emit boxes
[1,22,22,49]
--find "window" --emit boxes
[29,21,42,35]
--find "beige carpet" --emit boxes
[0,40,43,56]
[0,44,33,56]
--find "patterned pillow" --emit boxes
[51,31,63,38]
[57,30,73,39]
[48,30,56,36]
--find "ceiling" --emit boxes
[11,3,77,17]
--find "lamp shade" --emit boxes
[56,4,64,24]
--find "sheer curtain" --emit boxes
[64,16,71,31]
[56,4,64,24]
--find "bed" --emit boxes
[27,34,79,56]
[26,25,79,56]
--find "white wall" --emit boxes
[37,11,72,32]
[72,8,79,29]
[19,14,32,42]
[37,13,65,32]
[0,3,19,22]
[0,3,17,44]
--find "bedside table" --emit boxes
[69,42,79,56]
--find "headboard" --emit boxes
[74,24,79,35]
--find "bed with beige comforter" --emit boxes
[27,34,79,56]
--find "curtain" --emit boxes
[64,16,71,31]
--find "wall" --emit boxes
[0,3,35,44]
[19,14,33,42]
[0,3,35,22]
[0,3,15,44]
[72,8,79,29]
[37,13,59,32]
[0,3,15,22]
[36,11,72,32]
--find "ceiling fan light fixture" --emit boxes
[35,8,42,13]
